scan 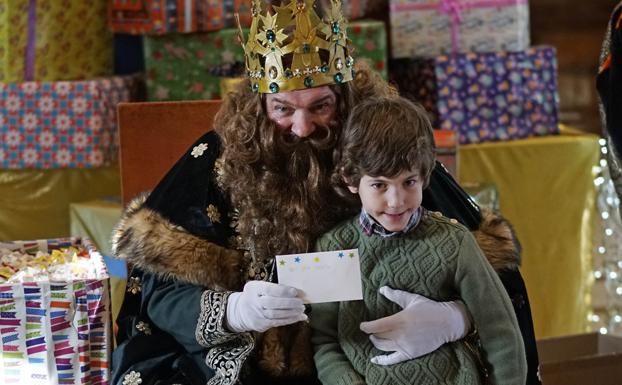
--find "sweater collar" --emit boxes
[359,207,423,238]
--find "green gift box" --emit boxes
[347,20,387,80]
[144,20,387,101]
[144,29,245,101]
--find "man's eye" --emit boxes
[274,105,291,113]
[371,183,385,189]
[311,103,331,113]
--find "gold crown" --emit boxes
[239,0,354,93]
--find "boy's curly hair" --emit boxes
[214,60,396,260]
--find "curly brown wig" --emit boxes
[214,60,397,262]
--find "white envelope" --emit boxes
[276,248,363,304]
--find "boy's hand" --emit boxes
[225,281,307,333]
[359,286,471,365]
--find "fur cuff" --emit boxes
[472,209,521,272]
[112,194,243,290]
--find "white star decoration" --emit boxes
[191,143,209,158]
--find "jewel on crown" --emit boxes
[239,0,355,93]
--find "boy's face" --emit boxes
[348,170,423,232]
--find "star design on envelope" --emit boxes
[348,252,355,258]
[313,256,320,263]
[338,252,344,258]
[294,256,301,263]
[279,259,285,266]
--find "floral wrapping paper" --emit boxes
[0,0,112,83]
[144,20,387,101]
[0,237,110,385]
[389,0,530,58]
[108,0,371,35]
[0,75,141,169]
[390,46,560,144]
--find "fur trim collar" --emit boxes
[112,194,243,290]
[472,209,521,271]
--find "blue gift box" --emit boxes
[391,46,560,144]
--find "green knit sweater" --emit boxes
[310,211,526,385]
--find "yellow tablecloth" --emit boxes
[69,199,125,330]
[0,166,120,241]
[459,132,600,338]
[70,199,123,256]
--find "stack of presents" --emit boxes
[0,0,576,383]
[386,0,558,210]
[1,1,139,383]
[108,0,388,100]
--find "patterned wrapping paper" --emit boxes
[108,0,252,35]
[144,20,387,101]
[0,75,141,169]
[348,20,388,80]
[0,238,110,385]
[389,0,530,59]
[433,129,458,177]
[0,0,112,83]
[108,0,371,35]
[390,46,560,144]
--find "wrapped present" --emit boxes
[145,20,387,101]
[391,46,560,144]
[108,0,371,35]
[433,129,458,177]
[144,29,246,100]
[0,75,142,169]
[348,20,388,80]
[108,0,253,34]
[0,0,112,83]
[389,0,530,58]
[0,237,110,385]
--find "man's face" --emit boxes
[348,170,423,232]
[265,86,337,138]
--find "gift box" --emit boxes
[108,0,253,35]
[433,129,458,177]
[348,20,388,80]
[389,0,530,58]
[0,237,110,385]
[145,20,387,101]
[108,0,371,35]
[0,75,142,169]
[0,0,112,83]
[144,29,246,100]
[390,46,560,144]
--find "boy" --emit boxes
[310,96,526,385]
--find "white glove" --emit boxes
[359,286,471,366]
[225,281,307,333]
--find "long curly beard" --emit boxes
[223,119,349,263]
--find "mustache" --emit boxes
[276,121,338,153]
